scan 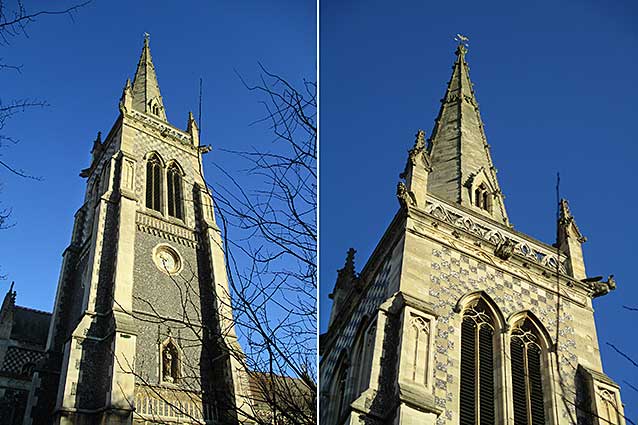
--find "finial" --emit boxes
[336,248,357,282]
[344,248,356,270]
[558,198,586,243]
[415,129,426,149]
[9,281,14,293]
[559,198,572,220]
[143,32,150,45]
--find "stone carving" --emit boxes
[401,130,431,179]
[122,157,135,191]
[425,200,567,273]
[582,275,616,298]
[409,130,426,165]
[559,199,587,243]
[162,343,178,383]
[397,182,417,208]
[128,109,193,147]
[494,238,516,260]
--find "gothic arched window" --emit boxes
[598,388,620,425]
[510,318,546,425]
[352,318,377,399]
[146,154,163,212]
[329,354,349,424]
[460,299,496,425]
[474,184,491,212]
[167,164,184,219]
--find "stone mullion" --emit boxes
[497,328,512,425]
[475,323,481,423]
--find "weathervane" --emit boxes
[454,33,469,48]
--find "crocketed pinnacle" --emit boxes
[131,34,167,121]
[426,44,509,225]
[558,198,586,243]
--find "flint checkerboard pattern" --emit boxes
[428,245,578,424]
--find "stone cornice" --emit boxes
[136,211,198,248]
[421,197,568,273]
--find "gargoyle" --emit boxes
[397,181,417,209]
[494,238,516,260]
[582,275,616,298]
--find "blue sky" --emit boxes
[0,1,314,315]
[320,0,638,419]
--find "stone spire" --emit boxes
[131,34,167,121]
[426,42,509,225]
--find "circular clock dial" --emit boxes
[153,245,181,275]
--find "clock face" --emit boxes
[153,245,181,275]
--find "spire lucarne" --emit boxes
[131,34,167,121]
[426,43,509,225]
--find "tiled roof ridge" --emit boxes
[15,305,52,316]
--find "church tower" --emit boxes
[320,43,625,425]
[24,37,248,425]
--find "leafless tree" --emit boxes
[212,65,317,424]
[0,0,90,178]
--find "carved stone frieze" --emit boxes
[424,200,567,273]
[127,109,194,149]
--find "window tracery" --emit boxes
[598,388,619,425]
[146,154,163,212]
[167,164,183,219]
[409,314,430,385]
[510,318,546,425]
[460,299,496,425]
[21,362,35,377]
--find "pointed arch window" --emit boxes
[146,155,163,212]
[474,184,491,212]
[167,164,184,219]
[510,318,546,425]
[332,360,349,423]
[460,299,495,425]
[352,318,377,399]
[598,388,620,425]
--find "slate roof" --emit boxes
[10,306,51,347]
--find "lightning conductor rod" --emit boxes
[556,172,561,221]
[198,77,203,139]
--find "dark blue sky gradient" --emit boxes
[0,1,314,325]
[320,0,637,419]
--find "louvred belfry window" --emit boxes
[167,165,183,219]
[511,319,546,425]
[146,155,162,212]
[460,300,495,425]
[333,362,348,421]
